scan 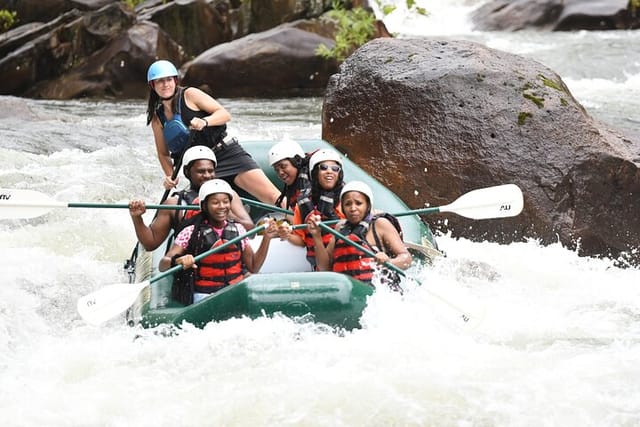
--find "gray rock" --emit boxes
[182,23,339,97]
[322,38,639,264]
[472,0,638,31]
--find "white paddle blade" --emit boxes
[77,281,150,325]
[441,184,524,219]
[0,189,65,219]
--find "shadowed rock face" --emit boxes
[0,1,370,99]
[322,38,639,265]
[182,24,339,97]
[471,0,639,31]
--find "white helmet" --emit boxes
[340,180,373,207]
[268,140,305,166]
[182,146,217,175]
[309,148,342,172]
[198,179,234,207]
[183,145,217,167]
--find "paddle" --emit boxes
[77,223,268,325]
[242,199,292,215]
[0,189,292,220]
[393,184,524,220]
[318,223,475,324]
[0,189,200,220]
[289,184,524,230]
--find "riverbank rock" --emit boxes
[0,0,387,99]
[182,21,339,97]
[0,3,143,99]
[322,38,639,265]
[471,0,640,31]
[0,0,113,24]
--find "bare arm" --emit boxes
[308,215,333,271]
[283,206,306,247]
[184,87,231,126]
[230,191,254,230]
[371,218,413,270]
[128,198,177,251]
[244,220,277,273]
[159,243,191,272]
[151,117,174,177]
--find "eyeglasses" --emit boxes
[319,164,341,172]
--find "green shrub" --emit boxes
[375,0,429,17]
[316,2,377,62]
[0,9,17,33]
[121,0,146,9]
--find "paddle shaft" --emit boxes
[69,199,291,213]
[393,207,441,217]
[318,222,472,323]
[242,199,292,215]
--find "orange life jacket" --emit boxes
[302,208,345,268]
[332,221,376,283]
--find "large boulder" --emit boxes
[472,0,639,31]
[0,3,137,98]
[322,38,640,265]
[0,0,366,99]
[137,0,235,57]
[27,21,185,99]
[249,0,333,32]
[182,21,339,97]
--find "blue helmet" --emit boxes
[147,60,179,82]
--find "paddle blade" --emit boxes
[77,281,150,325]
[0,189,65,219]
[440,184,523,219]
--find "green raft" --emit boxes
[125,139,439,330]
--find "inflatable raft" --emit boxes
[124,139,440,330]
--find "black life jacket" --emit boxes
[275,153,313,210]
[298,186,342,222]
[170,188,199,233]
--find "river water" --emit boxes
[1,0,639,425]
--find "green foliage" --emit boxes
[121,0,146,9]
[381,4,396,15]
[523,92,545,108]
[630,0,640,15]
[0,9,18,33]
[538,74,566,93]
[316,2,377,63]
[375,0,429,17]
[518,112,533,125]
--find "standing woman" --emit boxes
[146,60,281,205]
[309,181,412,289]
[280,148,346,270]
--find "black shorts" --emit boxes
[213,138,260,182]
